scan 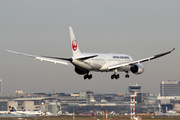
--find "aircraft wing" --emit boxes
[6,49,73,66]
[108,48,175,70]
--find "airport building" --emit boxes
[160,80,180,96]
[0,90,157,115]
[0,99,8,111]
[0,79,2,94]
[1,81,180,115]
[126,84,159,114]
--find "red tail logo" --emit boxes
[72,39,77,51]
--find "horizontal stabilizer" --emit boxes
[42,56,71,61]
[73,54,98,60]
[78,55,98,60]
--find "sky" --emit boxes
[0,0,179,95]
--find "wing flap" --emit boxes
[36,56,72,65]
[108,62,130,70]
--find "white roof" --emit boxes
[14,97,54,101]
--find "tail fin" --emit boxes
[12,107,16,111]
[9,106,16,112]
[69,26,82,57]
[22,107,25,111]
[9,106,13,112]
[166,106,168,112]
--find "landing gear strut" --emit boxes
[84,73,92,80]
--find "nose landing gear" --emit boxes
[125,71,129,78]
[125,74,129,78]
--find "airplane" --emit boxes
[7,27,175,80]
[0,106,21,115]
[166,106,176,114]
[0,106,42,117]
[10,106,42,115]
[18,107,42,115]
[157,106,177,116]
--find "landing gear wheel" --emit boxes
[88,74,92,79]
[84,74,92,80]
[116,74,119,79]
[125,71,129,78]
[111,74,115,79]
[84,75,87,80]
[111,74,119,79]
[125,74,129,78]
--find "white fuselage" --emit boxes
[72,53,133,72]
[14,111,42,115]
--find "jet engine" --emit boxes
[75,67,88,75]
[130,63,144,74]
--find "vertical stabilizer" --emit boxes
[69,26,82,57]
[166,106,168,112]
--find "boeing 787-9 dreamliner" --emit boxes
[7,27,175,80]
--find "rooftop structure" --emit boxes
[128,84,141,93]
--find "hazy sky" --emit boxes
[0,0,179,95]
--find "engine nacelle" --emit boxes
[130,63,144,74]
[75,67,88,75]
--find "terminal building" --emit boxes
[0,86,159,115]
[160,80,180,96]
[2,81,180,115]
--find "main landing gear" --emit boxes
[111,74,120,79]
[84,73,92,80]
[111,69,119,80]
[111,70,130,79]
